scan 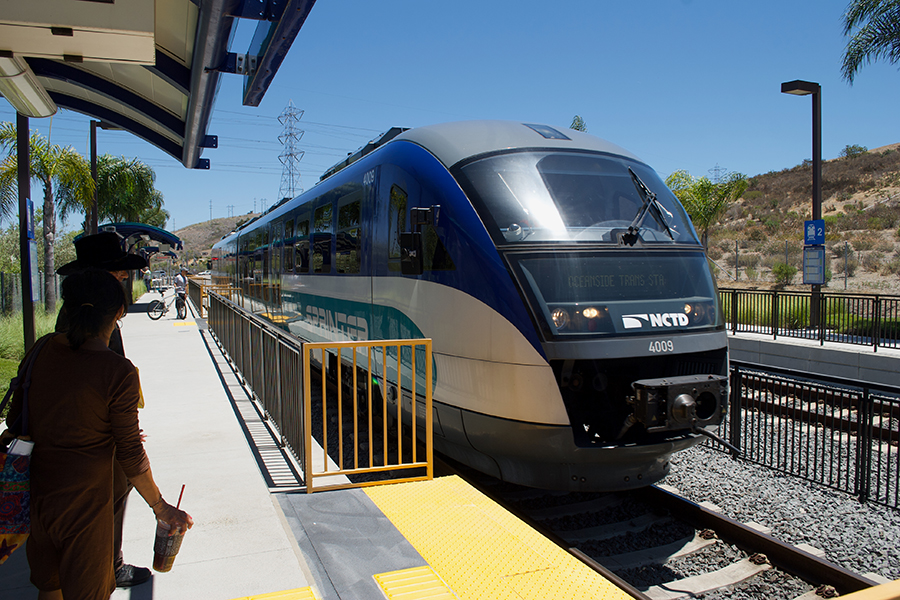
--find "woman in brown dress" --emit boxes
[4,268,192,600]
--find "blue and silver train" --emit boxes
[211,120,729,491]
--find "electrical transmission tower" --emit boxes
[278,100,305,200]
[709,164,727,183]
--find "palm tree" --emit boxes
[96,154,166,225]
[665,170,748,251]
[841,0,900,83]
[0,122,94,312]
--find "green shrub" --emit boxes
[853,236,876,251]
[841,144,869,158]
[881,258,900,276]
[772,262,798,286]
[737,253,761,268]
[835,257,858,276]
[860,251,884,272]
[748,227,766,241]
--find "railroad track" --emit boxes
[455,465,879,600]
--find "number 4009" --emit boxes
[649,340,674,353]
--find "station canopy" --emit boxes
[98,222,183,252]
[0,0,317,169]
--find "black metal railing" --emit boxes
[719,288,900,351]
[204,290,433,493]
[720,361,900,510]
[206,290,306,470]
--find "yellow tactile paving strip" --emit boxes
[229,587,318,600]
[365,475,632,600]
[374,565,459,599]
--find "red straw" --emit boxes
[175,484,185,510]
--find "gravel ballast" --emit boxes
[664,444,900,582]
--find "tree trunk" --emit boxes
[43,181,56,313]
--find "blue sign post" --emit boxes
[803,219,825,285]
[804,219,824,246]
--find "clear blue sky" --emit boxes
[2,0,899,232]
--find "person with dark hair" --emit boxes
[3,268,192,600]
[55,231,153,587]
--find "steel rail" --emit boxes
[640,485,878,596]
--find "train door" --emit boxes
[271,220,284,307]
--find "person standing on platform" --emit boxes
[142,267,152,294]
[55,232,153,587]
[3,268,192,600]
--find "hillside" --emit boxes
[707,143,900,294]
[173,213,258,266]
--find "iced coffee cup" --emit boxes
[152,520,185,572]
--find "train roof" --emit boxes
[395,120,644,168]
[216,121,648,246]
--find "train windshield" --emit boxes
[457,151,698,244]
[513,252,722,336]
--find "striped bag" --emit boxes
[0,335,50,564]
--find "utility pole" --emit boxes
[209,199,213,221]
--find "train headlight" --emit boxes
[582,307,600,319]
[551,308,569,330]
[686,301,716,325]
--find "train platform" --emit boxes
[0,292,632,600]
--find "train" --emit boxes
[211,120,729,491]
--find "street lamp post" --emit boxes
[781,79,822,329]
[90,120,99,235]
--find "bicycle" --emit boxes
[148,291,187,320]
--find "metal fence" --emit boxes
[0,271,60,313]
[720,288,900,351]
[187,277,241,318]
[723,361,900,510]
[205,289,433,493]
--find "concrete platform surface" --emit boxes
[2,292,311,600]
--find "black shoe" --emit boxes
[115,564,152,588]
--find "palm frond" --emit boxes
[842,0,900,82]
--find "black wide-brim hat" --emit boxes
[56,231,148,275]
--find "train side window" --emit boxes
[424,225,455,271]
[337,193,361,274]
[295,217,310,272]
[284,219,294,273]
[388,185,407,272]
[272,220,284,274]
[313,203,333,273]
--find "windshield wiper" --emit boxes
[623,168,675,244]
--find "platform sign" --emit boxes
[26,198,34,240]
[804,219,824,246]
[803,245,825,285]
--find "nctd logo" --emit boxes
[622,313,690,329]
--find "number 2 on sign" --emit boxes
[649,340,674,353]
